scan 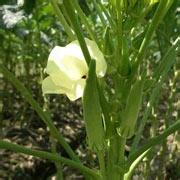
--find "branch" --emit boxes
[0,140,100,179]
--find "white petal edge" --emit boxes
[66,79,86,101]
[66,38,107,77]
[42,76,85,101]
[47,46,88,80]
[42,76,68,95]
[84,38,107,77]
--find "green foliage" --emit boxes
[0,0,179,179]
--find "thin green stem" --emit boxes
[157,64,178,180]
[143,110,159,179]
[124,150,150,180]
[0,140,100,179]
[59,4,72,27]
[157,143,167,180]
[118,137,126,163]
[0,65,80,162]
[92,0,107,28]
[63,0,91,65]
[72,0,99,45]
[50,0,75,41]
[126,120,180,168]
[116,0,123,69]
[118,137,126,180]
[98,1,115,28]
[132,0,173,75]
[164,0,175,16]
[131,39,178,152]
[51,137,63,179]
[153,39,179,81]
[97,150,106,180]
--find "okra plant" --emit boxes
[0,0,179,179]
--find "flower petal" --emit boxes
[85,38,107,77]
[48,46,66,65]
[45,61,73,88]
[66,39,107,77]
[66,79,86,101]
[47,46,88,80]
[42,76,67,94]
[59,55,88,80]
[65,41,85,60]
[42,38,107,101]
[42,76,85,101]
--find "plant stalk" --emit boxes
[132,0,173,75]
[0,140,100,179]
[50,0,75,41]
[63,0,91,65]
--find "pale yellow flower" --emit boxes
[42,38,107,101]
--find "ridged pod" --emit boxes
[117,79,144,138]
[83,60,105,152]
[103,26,114,57]
[119,36,131,76]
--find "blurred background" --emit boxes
[0,0,179,179]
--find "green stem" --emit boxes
[131,39,178,152]
[97,150,106,180]
[98,1,115,28]
[72,0,99,45]
[0,65,80,162]
[51,137,63,179]
[60,4,72,27]
[99,2,115,28]
[143,110,159,179]
[124,149,150,180]
[50,0,75,41]
[116,0,123,70]
[118,137,126,180]
[133,0,173,74]
[157,143,166,180]
[107,136,120,179]
[92,0,107,27]
[126,120,180,168]
[118,137,126,163]
[0,140,100,179]
[157,66,178,180]
[63,0,91,65]
[163,0,175,16]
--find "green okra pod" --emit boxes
[117,78,144,138]
[119,36,131,76]
[83,60,105,152]
[103,26,114,56]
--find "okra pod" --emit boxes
[117,78,144,138]
[83,60,105,151]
